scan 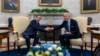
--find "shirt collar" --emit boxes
[67,19,71,23]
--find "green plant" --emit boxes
[42,8,51,13]
[31,8,69,13]
[31,9,42,13]
[58,9,68,12]
[51,9,58,13]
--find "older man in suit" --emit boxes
[22,15,50,50]
[52,13,82,49]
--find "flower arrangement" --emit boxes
[26,43,70,56]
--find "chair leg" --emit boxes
[85,42,87,50]
[80,46,83,56]
[70,45,72,48]
[17,45,20,56]
[14,42,16,50]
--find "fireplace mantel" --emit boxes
[29,13,63,16]
[29,13,64,22]
[29,13,63,25]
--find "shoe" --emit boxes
[38,42,41,45]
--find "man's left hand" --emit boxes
[65,32,71,34]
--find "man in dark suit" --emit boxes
[4,0,17,10]
[52,13,82,49]
[22,15,50,50]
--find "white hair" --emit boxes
[64,13,71,16]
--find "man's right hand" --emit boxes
[45,27,54,31]
[45,27,51,31]
[50,27,54,30]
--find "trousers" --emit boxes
[59,34,77,49]
[23,34,39,50]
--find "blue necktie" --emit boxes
[66,21,70,32]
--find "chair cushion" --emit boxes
[70,38,84,46]
[16,37,34,46]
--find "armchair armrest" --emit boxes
[13,31,19,41]
[82,31,88,42]
[83,31,88,34]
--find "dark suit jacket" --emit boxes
[4,2,17,10]
[22,20,45,36]
[54,19,82,38]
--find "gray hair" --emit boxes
[63,13,71,16]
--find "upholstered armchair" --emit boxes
[12,16,34,51]
[70,17,88,54]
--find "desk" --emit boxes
[91,30,100,56]
[0,30,10,56]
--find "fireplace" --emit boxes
[38,25,61,43]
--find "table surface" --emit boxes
[0,30,9,33]
[91,30,100,34]
[91,30,100,40]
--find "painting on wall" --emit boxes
[81,0,99,13]
[38,0,62,6]
[2,0,20,13]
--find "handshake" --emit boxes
[44,27,54,31]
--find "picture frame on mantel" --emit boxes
[81,0,99,14]
[38,0,62,6]
[2,0,20,13]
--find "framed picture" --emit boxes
[2,0,20,13]
[81,0,99,13]
[99,0,100,12]
[38,0,62,6]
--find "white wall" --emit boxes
[0,0,100,24]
